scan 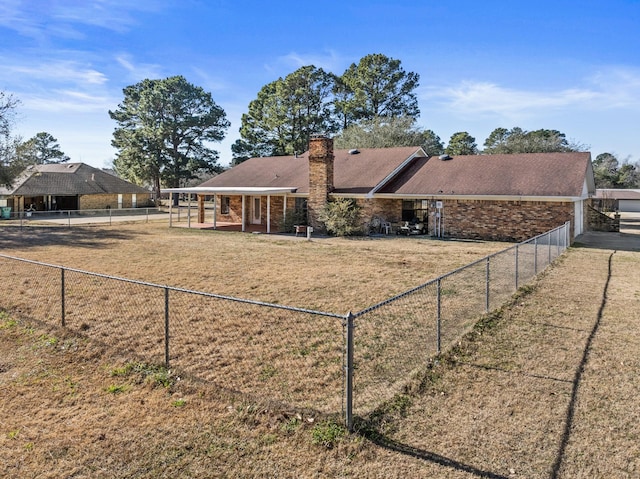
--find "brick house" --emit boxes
[0,163,151,214]
[164,136,595,242]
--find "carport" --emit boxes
[161,186,297,233]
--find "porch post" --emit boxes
[168,193,173,227]
[283,195,287,228]
[187,194,191,228]
[213,194,217,229]
[241,195,246,232]
[267,195,271,234]
[198,194,205,223]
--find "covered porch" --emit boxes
[161,186,299,233]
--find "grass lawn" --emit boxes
[0,223,508,313]
[1,222,638,477]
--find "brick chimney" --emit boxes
[307,136,334,231]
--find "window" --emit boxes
[402,199,429,222]
[221,196,230,215]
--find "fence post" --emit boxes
[344,311,355,433]
[436,278,442,354]
[109,207,112,226]
[485,257,490,313]
[515,244,519,290]
[534,238,538,275]
[548,232,552,265]
[67,210,71,228]
[61,268,66,327]
[164,287,170,368]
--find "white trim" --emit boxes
[251,196,261,225]
[367,193,585,203]
[162,186,296,195]
[574,201,582,236]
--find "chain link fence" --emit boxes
[0,222,569,429]
[1,207,168,227]
[348,222,570,423]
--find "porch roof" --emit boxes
[162,186,298,196]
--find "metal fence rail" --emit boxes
[1,207,167,227]
[0,222,570,430]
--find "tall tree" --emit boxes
[15,132,70,165]
[445,132,478,155]
[483,127,585,153]
[592,152,639,188]
[0,91,21,186]
[333,116,443,154]
[109,76,229,194]
[232,65,337,162]
[337,53,420,127]
[422,129,446,156]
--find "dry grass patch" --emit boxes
[0,223,507,312]
[3,224,637,477]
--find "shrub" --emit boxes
[317,198,362,236]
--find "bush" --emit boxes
[317,198,362,236]
[282,208,308,233]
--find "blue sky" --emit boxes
[1,0,639,168]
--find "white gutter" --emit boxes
[162,186,297,195]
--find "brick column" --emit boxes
[307,136,334,231]
[198,195,205,223]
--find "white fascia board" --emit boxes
[162,186,297,195]
[371,193,583,202]
[365,148,428,198]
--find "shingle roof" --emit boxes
[199,147,426,194]
[1,163,149,196]
[595,189,640,200]
[197,149,593,199]
[378,152,594,197]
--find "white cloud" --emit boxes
[191,68,228,92]
[8,61,108,86]
[115,54,163,81]
[423,67,640,122]
[0,0,172,38]
[23,90,115,113]
[268,50,345,74]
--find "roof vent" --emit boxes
[439,154,452,161]
[348,149,360,155]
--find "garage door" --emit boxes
[619,200,640,212]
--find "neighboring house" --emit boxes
[0,163,151,213]
[164,137,595,242]
[594,189,640,213]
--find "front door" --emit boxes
[251,196,261,224]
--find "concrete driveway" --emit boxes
[575,212,640,251]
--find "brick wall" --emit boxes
[356,197,575,242]
[79,194,119,210]
[356,198,403,223]
[79,193,152,210]
[439,199,574,242]
[587,205,619,232]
